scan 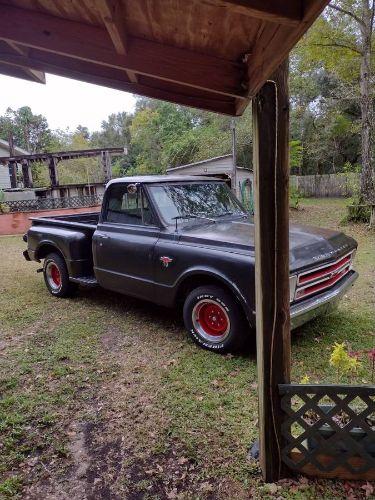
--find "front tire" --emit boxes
[183,285,248,353]
[43,252,77,298]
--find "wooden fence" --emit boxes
[290,173,359,198]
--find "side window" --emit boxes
[105,184,156,226]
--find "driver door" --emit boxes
[93,183,160,301]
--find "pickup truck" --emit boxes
[23,176,358,353]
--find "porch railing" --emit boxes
[2,195,102,213]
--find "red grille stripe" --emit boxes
[295,265,350,300]
[298,254,351,285]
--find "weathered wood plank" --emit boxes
[0,60,44,83]
[0,50,236,115]
[252,59,291,482]
[0,3,245,99]
[203,0,302,25]
[84,0,138,83]
[85,0,128,55]
[4,41,45,83]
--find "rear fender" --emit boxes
[28,225,91,277]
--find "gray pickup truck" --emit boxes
[23,176,358,352]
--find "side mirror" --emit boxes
[127,183,138,194]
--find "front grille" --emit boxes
[294,251,354,301]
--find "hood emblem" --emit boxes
[160,256,173,268]
[312,244,349,262]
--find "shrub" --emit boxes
[289,185,302,210]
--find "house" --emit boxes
[0,139,31,189]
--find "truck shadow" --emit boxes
[75,286,257,359]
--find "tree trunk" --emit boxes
[359,0,375,204]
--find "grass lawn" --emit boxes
[0,198,374,499]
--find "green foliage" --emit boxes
[290,140,303,169]
[0,189,9,214]
[289,185,303,210]
[0,106,52,153]
[0,476,22,497]
[57,131,102,185]
[329,342,361,382]
[346,202,371,223]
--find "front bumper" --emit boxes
[290,270,358,329]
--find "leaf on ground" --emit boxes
[361,482,374,497]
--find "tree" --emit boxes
[300,1,375,201]
[0,106,52,153]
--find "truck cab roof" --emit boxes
[106,175,221,186]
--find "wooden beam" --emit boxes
[0,4,244,99]
[0,61,44,83]
[5,42,45,83]
[21,159,33,188]
[0,50,236,115]
[48,157,59,187]
[237,0,329,111]
[85,0,138,83]
[252,60,291,482]
[204,0,302,25]
[86,0,128,55]
[8,161,17,188]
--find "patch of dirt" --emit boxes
[23,316,216,499]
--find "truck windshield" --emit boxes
[148,182,247,225]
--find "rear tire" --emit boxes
[43,252,77,298]
[183,285,248,353]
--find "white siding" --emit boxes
[0,165,10,189]
[0,145,10,156]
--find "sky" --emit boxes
[0,73,136,132]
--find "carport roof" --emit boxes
[0,1,329,116]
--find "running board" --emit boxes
[69,276,98,287]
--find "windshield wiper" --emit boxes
[214,211,247,219]
[172,213,216,232]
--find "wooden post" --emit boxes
[48,156,59,186]
[21,159,33,188]
[102,150,112,182]
[252,60,291,482]
[231,118,237,195]
[8,160,17,188]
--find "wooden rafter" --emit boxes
[0,49,235,115]
[84,0,138,83]
[203,0,303,25]
[86,0,128,54]
[2,41,45,83]
[0,3,245,99]
[0,60,43,83]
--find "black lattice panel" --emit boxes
[4,195,102,212]
[279,384,375,479]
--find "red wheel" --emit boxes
[43,253,77,298]
[46,262,62,289]
[192,300,230,342]
[183,285,248,353]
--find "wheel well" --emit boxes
[36,244,64,261]
[176,273,247,316]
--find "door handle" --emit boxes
[98,234,110,240]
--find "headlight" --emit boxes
[289,275,297,302]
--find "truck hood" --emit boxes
[178,219,357,271]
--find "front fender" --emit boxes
[173,267,253,326]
